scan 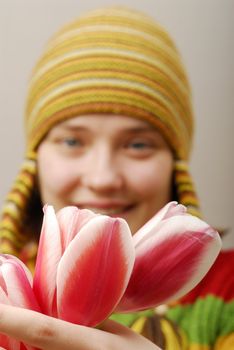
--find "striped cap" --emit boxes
[26,6,193,160]
[0,6,201,257]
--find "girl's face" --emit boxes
[37,115,174,234]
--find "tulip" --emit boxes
[33,206,135,327]
[0,202,222,349]
[0,254,41,350]
[116,202,222,312]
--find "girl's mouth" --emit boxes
[76,204,135,216]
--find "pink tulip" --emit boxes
[33,206,135,327]
[0,254,41,350]
[116,202,222,312]
[0,202,222,349]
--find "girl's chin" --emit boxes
[114,205,148,234]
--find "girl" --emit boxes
[0,6,233,350]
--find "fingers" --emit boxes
[0,304,107,350]
[99,319,161,349]
[100,319,132,335]
[0,305,161,350]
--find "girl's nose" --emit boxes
[80,147,124,193]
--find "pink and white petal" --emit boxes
[117,216,221,312]
[133,202,187,247]
[0,335,9,350]
[0,287,10,304]
[0,255,33,286]
[0,286,22,350]
[56,206,97,251]
[21,343,37,350]
[0,294,20,349]
[0,276,37,350]
[1,260,41,312]
[33,205,62,316]
[0,335,20,350]
[165,225,222,302]
[57,216,135,327]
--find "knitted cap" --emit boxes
[0,6,200,256]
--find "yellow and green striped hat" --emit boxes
[0,6,200,256]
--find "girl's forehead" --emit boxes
[54,114,156,131]
[47,114,170,148]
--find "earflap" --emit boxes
[0,152,38,256]
[174,160,202,218]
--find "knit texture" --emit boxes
[25,7,193,159]
[0,6,200,254]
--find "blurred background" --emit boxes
[0,0,233,247]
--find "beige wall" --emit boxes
[0,0,233,248]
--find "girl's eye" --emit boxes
[126,140,152,150]
[128,141,149,149]
[124,139,156,158]
[63,138,82,147]
[54,137,85,156]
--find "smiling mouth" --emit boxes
[77,204,135,216]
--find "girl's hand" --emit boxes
[0,304,161,350]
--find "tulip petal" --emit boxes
[0,256,39,350]
[21,343,36,350]
[0,256,40,311]
[0,254,33,285]
[56,206,96,251]
[0,286,14,349]
[0,335,19,350]
[33,205,62,316]
[0,287,10,304]
[117,215,221,312]
[133,202,187,247]
[57,216,135,326]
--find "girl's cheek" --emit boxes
[49,165,78,193]
[122,163,165,188]
[38,155,75,192]
[122,156,173,195]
